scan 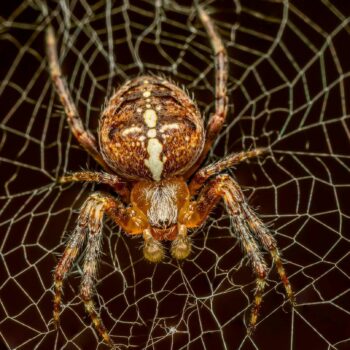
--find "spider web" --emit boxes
[1,0,349,349]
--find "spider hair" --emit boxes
[146,183,178,228]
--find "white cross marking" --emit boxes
[143,109,157,128]
[159,123,180,133]
[122,126,143,136]
[144,138,164,181]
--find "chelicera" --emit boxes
[47,6,295,347]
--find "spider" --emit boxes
[47,6,295,348]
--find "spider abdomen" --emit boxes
[100,76,204,181]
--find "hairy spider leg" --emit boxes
[53,192,147,346]
[60,171,130,202]
[46,27,107,168]
[185,5,228,177]
[53,222,85,327]
[220,180,269,333]
[189,148,268,195]
[182,174,294,332]
[77,195,114,346]
[246,211,295,305]
[46,27,132,201]
[60,171,168,262]
[226,180,295,305]
[189,146,295,307]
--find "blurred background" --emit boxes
[0,1,349,349]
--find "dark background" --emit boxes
[0,1,349,349]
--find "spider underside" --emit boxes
[47,6,295,348]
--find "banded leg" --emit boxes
[232,217,268,333]
[46,27,110,172]
[223,184,268,333]
[189,148,267,195]
[185,5,228,177]
[78,196,113,346]
[225,180,295,305]
[183,175,294,331]
[242,206,295,304]
[60,171,130,202]
[53,192,146,346]
[53,222,86,326]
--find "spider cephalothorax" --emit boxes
[47,6,295,348]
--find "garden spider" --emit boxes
[47,6,295,348]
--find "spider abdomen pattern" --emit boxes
[100,75,204,181]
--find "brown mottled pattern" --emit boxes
[100,75,204,181]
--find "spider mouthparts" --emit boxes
[150,225,178,241]
[170,224,191,260]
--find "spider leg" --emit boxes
[189,148,267,195]
[224,179,295,305]
[182,174,294,331]
[185,6,228,177]
[46,27,110,172]
[60,171,130,202]
[232,218,268,333]
[240,200,295,305]
[53,222,85,327]
[53,192,147,346]
[78,196,114,346]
